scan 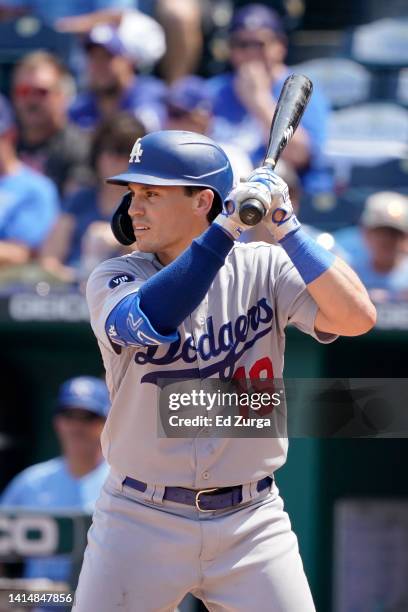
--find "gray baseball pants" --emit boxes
[72,469,316,611]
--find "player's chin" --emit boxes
[134,236,154,252]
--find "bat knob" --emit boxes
[239,198,267,226]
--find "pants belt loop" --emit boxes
[114,470,127,493]
[249,480,259,500]
[241,482,252,504]
[142,482,156,502]
[152,484,165,504]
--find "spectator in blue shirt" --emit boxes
[0,94,59,267]
[69,23,166,132]
[164,75,253,182]
[208,3,331,194]
[0,376,110,582]
[338,191,408,302]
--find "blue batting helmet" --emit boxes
[108,130,234,245]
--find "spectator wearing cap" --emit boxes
[0,375,110,582]
[0,93,59,267]
[208,3,331,193]
[69,23,166,133]
[165,75,253,182]
[12,51,93,198]
[39,113,145,283]
[54,0,202,85]
[340,192,408,301]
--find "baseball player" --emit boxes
[74,131,376,611]
[1,376,110,584]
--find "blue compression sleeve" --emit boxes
[279,228,335,284]
[137,224,233,335]
[106,291,180,348]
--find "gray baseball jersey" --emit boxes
[86,241,335,488]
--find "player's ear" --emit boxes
[193,188,214,218]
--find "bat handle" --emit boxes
[238,160,274,226]
[238,198,267,226]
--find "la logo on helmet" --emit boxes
[129,138,143,163]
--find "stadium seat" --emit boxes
[290,57,372,108]
[326,103,408,180]
[300,186,408,232]
[286,29,345,65]
[350,159,408,188]
[0,17,76,93]
[0,17,75,60]
[350,17,408,67]
[328,103,408,150]
[299,188,370,231]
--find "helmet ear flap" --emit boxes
[111,191,135,246]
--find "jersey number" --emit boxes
[233,357,275,417]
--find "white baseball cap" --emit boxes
[118,10,166,69]
[361,191,408,233]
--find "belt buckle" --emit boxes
[195,488,219,512]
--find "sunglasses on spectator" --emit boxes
[167,105,192,119]
[94,85,121,98]
[57,408,103,422]
[229,38,268,50]
[13,84,53,98]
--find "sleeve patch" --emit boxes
[107,323,129,347]
[108,274,135,289]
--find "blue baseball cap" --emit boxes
[84,24,126,57]
[229,4,285,37]
[0,94,15,136]
[166,76,212,113]
[56,376,110,419]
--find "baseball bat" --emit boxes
[238,73,313,226]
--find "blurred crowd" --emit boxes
[0,0,406,305]
[0,2,407,607]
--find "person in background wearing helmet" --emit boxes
[74,130,375,611]
[0,376,110,583]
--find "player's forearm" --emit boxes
[55,9,123,32]
[277,226,376,336]
[308,257,376,336]
[242,167,374,336]
[0,241,30,266]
